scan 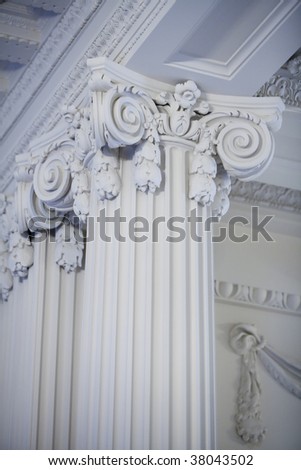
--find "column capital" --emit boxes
[87,56,284,212]
[0,57,285,298]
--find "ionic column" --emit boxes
[10,57,284,450]
[69,58,283,450]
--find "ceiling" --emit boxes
[0,0,72,103]
[0,0,300,195]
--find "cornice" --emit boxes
[0,12,38,32]
[215,280,301,316]
[0,0,104,141]
[0,0,169,192]
[230,179,301,214]
[256,50,301,108]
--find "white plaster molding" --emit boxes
[55,222,84,273]
[230,324,266,444]
[93,147,121,201]
[0,193,33,300]
[230,179,301,214]
[258,345,301,399]
[0,58,283,295]
[0,0,104,140]
[230,323,301,444]
[0,239,13,301]
[0,0,171,192]
[89,57,283,193]
[211,165,231,219]
[256,50,301,108]
[169,1,301,82]
[215,280,301,316]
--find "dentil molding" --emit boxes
[0,57,284,300]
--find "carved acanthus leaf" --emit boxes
[55,222,84,273]
[134,140,161,193]
[0,194,34,294]
[93,148,121,201]
[0,240,13,301]
[211,165,231,218]
[63,105,95,160]
[68,155,90,223]
[189,134,217,205]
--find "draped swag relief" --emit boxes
[230,324,301,444]
[0,58,284,301]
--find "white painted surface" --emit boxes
[0,0,300,453]
[214,202,301,450]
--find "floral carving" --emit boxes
[55,222,84,273]
[0,240,13,301]
[230,324,266,444]
[174,80,201,109]
[93,148,121,201]
[230,323,301,444]
[189,128,217,205]
[0,58,282,296]
[0,194,34,290]
[155,80,209,138]
[63,105,94,160]
[134,140,161,193]
[211,165,231,218]
[68,155,90,223]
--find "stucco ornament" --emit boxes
[174,80,201,109]
[230,323,301,444]
[189,127,217,205]
[230,324,266,444]
[93,147,121,201]
[55,222,84,273]
[68,155,90,223]
[0,58,283,293]
[134,139,161,193]
[256,52,301,107]
[155,80,209,138]
[0,194,33,299]
[211,165,231,218]
[0,240,13,301]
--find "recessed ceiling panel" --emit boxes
[177,0,280,63]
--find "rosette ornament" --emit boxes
[155,80,209,139]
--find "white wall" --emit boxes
[214,202,301,450]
